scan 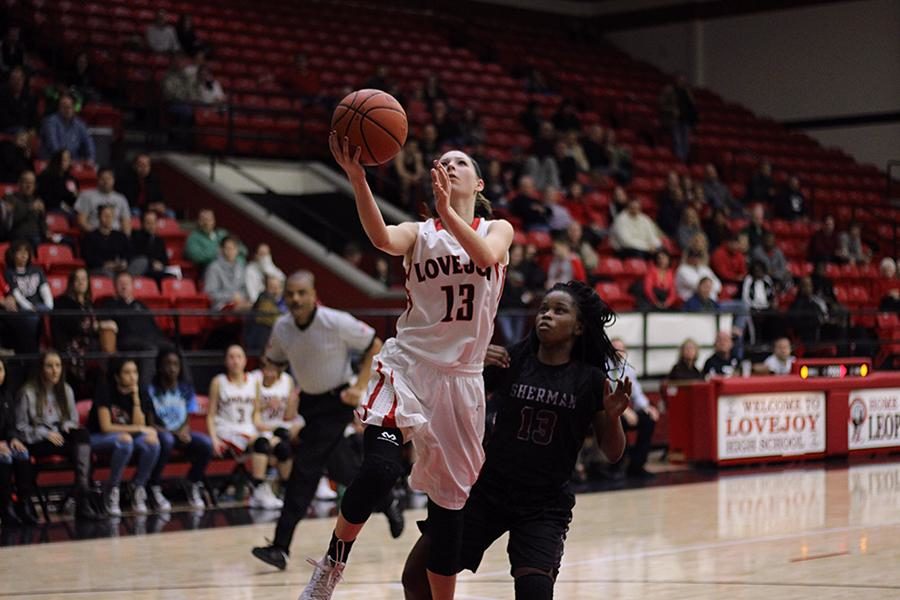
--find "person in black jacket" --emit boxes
[667,338,703,382]
[0,357,38,526]
[36,149,79,214]
[0,128,34,183]
[115,154,167,216]
[80,204,131,276]
[129,210,169,283]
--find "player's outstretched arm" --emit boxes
[594,378,631,463]
[329,131,418,256]
[431,161,513,269]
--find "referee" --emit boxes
[252,270,403,570]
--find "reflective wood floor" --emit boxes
[3,462,900,599]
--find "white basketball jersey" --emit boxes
[213,373,258,428]
[253,370,294,426]
[396,218,507,372]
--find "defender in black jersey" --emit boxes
[402,281,632,600]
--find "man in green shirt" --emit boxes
[184,208,244,270]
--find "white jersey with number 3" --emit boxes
[213,373,258,431]
[397,217,507,372]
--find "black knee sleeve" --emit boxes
[273,441,292,462]
[252,437,271,454]
[340,426,405,524]
[425,500,464,577]
[514,572,554,600]
[273,427,291,443]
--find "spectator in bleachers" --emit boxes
[775,176,807,221]
[0,67,37,134]
[611,198,664,260]
[544,187,573,233]
[553,139,580,189]
[88,357,162,516]
[52,268,113,389]
[519,101,542,139]
[129,210,170,283]
[676,206,704,251]
[600,129,633,184]
[497,261,533,345]
[563,131,591,176]
[39,93,95,162]
[676,248,721,302]
[744,160,776,204]
[657,172,685,238]
[482,159,508,205]
[742,259,775,311]
[101,271,168,360]
[194,65,227,107]
[667,339,703,382]
[703,164,743,217]
[74,167,131,234]
[683,276,720,312]
[115,154,166,216]
[520,242,547,291]
[65,52,101,106]
[246,274,288,353]
[207,344,284,510]
[422,72,448,112]
[808,215,842,264]
[16,350,101,520]
[245,243,285,304]
[185,209,235,271]
[581,124,606,172]
[703,208,731,252]
[0,128,34,183]
[789,276,829,343]
[757,337,795,375]
[545,234,587,289]
[566,221,599,275]
[374,256,392,287]
[878,258,900,312]
[161,53,195,132]
[175,14,205,58]
[752,230,792,291]
[510,175,550,232]
[523,122,560,191]
[364,64,392,91]
[204,236,252,311]
[81,204,132,277]
[146,9,181,54]
[611,338,657,478]
[0,27,25,77]
[147,347,211,511]
[702,331,739,377]
[838,222,872,266]
[3,170,49,249]
[419,123,440,163]
[4,240,52,353]
[552,99,581,133]
[458,107,486,147]
[637,249,678,311]
[0,356,37,526]
[742,203,770,252]
[711,232,749,285]
[660,75,697,163]
[393,137,426,212]
[274,53,321,106]
[36,149,78,214]
[606,186,629,222]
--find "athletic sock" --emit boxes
[326,531,354,564]
[514,573,554,600]
[251,477,264,488]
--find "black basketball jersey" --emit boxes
[480,341,604,493]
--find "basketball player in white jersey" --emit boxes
[298,134,514,600]
[207,345,283,510]
[251,357,303,484]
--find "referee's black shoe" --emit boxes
[252,543,288,570]
[383,495,405,539]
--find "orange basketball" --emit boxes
[331,89,408,166]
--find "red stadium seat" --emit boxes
[48,275,67,297]
[90,276,114,301]
[36,244,84,275]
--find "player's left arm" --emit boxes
[593,378,631,463]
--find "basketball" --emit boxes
[331,89,408,166]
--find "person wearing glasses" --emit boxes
[402,281,631,600]
[610,337,659,479]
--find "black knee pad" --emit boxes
[425,500,464,577]
[273,427,291,443]
[273,441,292,462]
[252,437,271,454]
[514,572,554,600]
[340,427,405,524]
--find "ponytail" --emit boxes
[474,191,492,217]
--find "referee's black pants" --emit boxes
[273,389,356,551]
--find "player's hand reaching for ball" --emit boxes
[603,377,632,420]
[484,345,510,368]
[328,131,365,181]
[431,160,452,218]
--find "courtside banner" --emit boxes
[848,388,900,450]
[717,392,825,459]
